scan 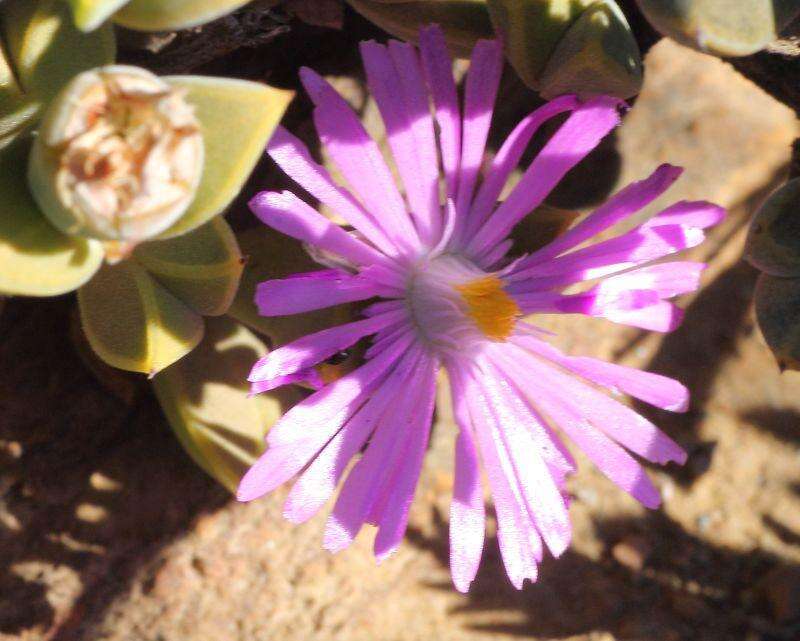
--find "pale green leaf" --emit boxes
[114,0,252,31]
[0,0,116,107]
[78,260,204,375]
[159,77,294,239]
[152,316,302,492]
[0,134,103,296]
[636,0,800,57]
[66,0,129,31]
[134,217,244,316]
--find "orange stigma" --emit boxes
[455,276,520,341]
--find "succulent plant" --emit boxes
[0,0,294,375]
[347,0,643,98]
[66,0,267,33]
[745,178,800,371]
[636,0,800,57]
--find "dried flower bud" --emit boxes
[28,65,204,242]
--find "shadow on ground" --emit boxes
[408,507,800,641]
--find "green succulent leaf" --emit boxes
[754,272,800,371]
[0,134,104,297]
[159,77,294,239]
[0,0,115,110]
[134,217,244,317]
[636,0,800,57]
[152,316,302,492]
[114,0,252,31]
[487,0,593,86]
[66,0,129,31]
[347,0,495,57]
[78,260,204,375]
[537,1,642,99]
[745,178,800,277]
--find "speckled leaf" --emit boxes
[159,77,294,239]
[0,0,115,109]
[114,0,252,31]
[78,261,204,375]
[66,0,129,31]
[347,0,494,57]
[746,178,800,277]
[135,218,244,317]
[754,272,800,371]
[0,134,104,296]
[636,0,800,57]
[152,316,302,492]
[537,1,642,99]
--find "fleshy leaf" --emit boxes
[754,272,800,371]
[152,316,303,492]
[347,0,495,57]
[67,0,129,31]
[0,0,116,108]
[537,1,642,99]
[746,178,800,277]
[114,0,252,32]
[134,217,244,316]
[487,0,593,86]
[78,260,204,375]
[159,77,294,239]
[228,228,360,346]
[0,134,104,297]
[636,0,800,57]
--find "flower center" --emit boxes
[406,255,520,354]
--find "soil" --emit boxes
[2,10,800,641]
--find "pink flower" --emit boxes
[238,26,724,592]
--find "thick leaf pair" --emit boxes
[1,74,293,371]
[347,0,643,99]
[746,178,800,371]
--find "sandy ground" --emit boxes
[2,28,800,641]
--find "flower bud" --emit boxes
[28,65,204,242]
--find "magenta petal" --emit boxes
[249,311,404,385]
[249,190,385,266]
[512,332,690,413]
[493,347,663,508]
[602,300,685,333]
[465,96,581,238]
[419,25,461,202]
[301,67,420,253]
[282,346,425,524]
[250,368,324,394]
[644,200,726,230]
[597,262,706,300]
[255,270,381,316]
[475,364,572,557]
[523,164,684,266]
[323,347,428,552]
[467,96,623,258]
[373,358,438,561]
[460,371,540,588]
[452,38,503,241]
[267,126,397,256]
[237,338,414,503]
[447,390,486,592]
